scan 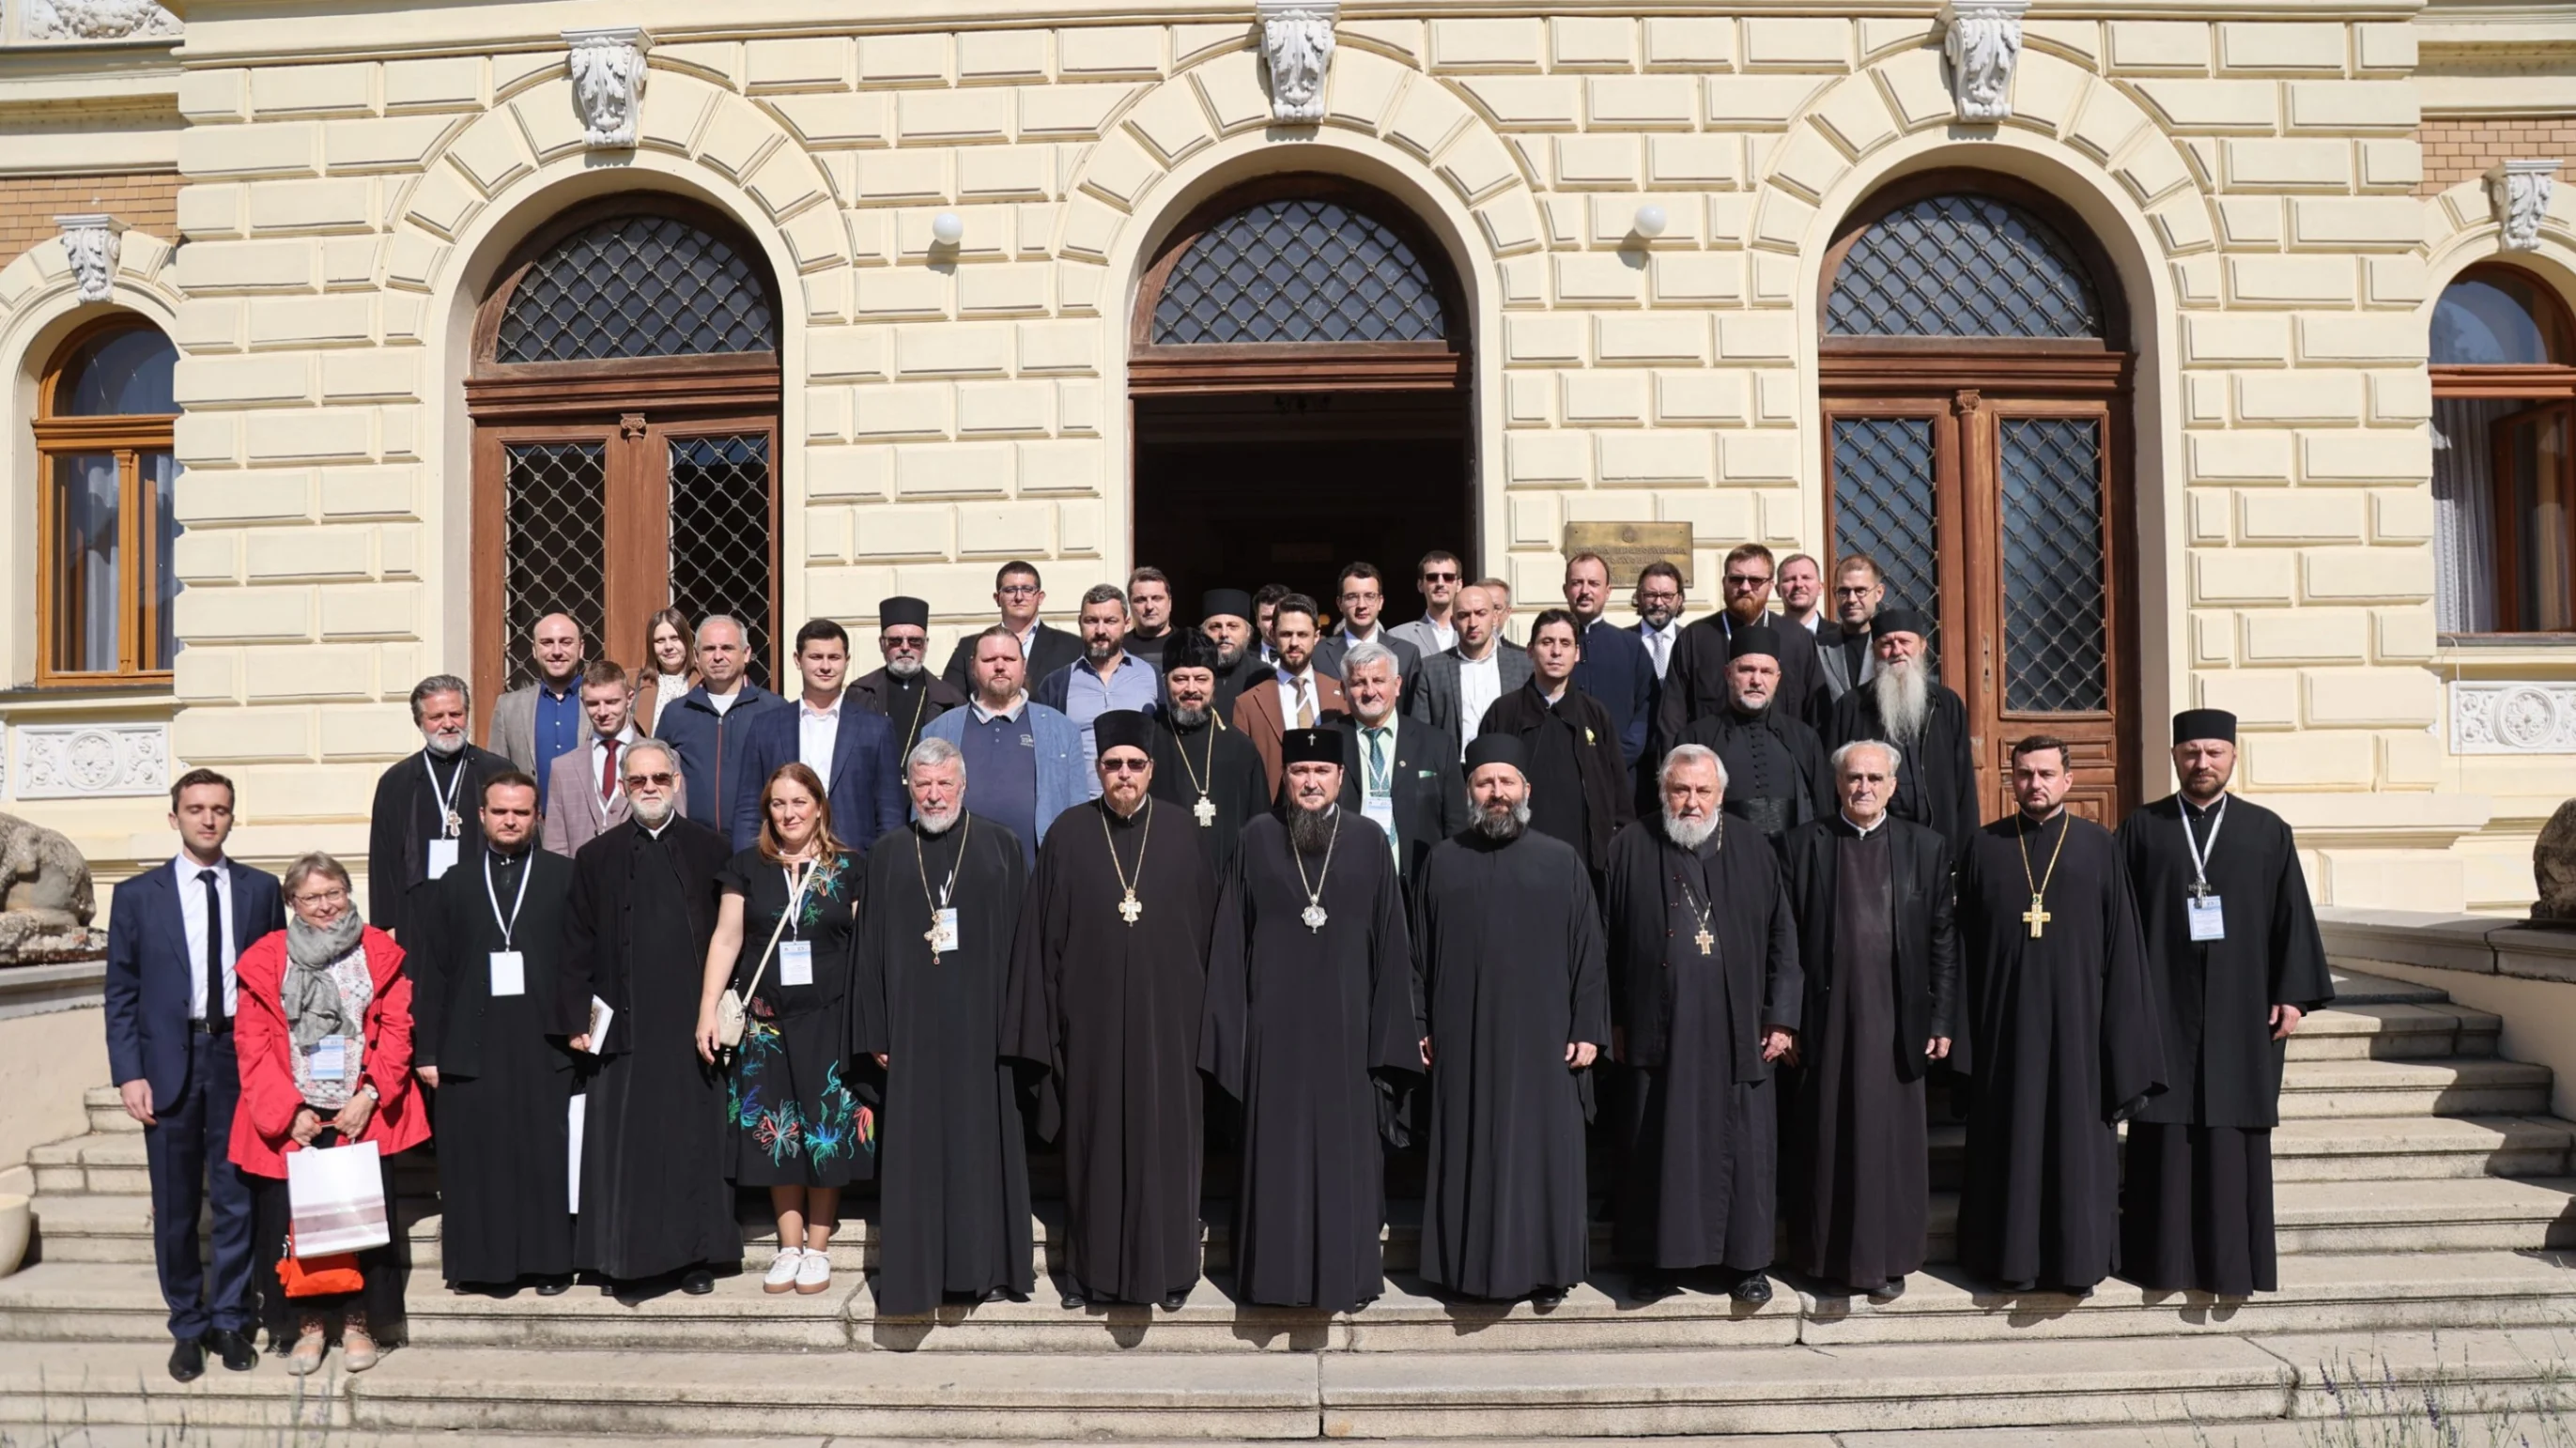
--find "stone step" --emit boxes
[2325,966,2449,1007]
[2284,1002,2500,1061]
[2269,1114,2574,1180]
[2271,1175,2576,1253]
[2276,1056,2553,1118]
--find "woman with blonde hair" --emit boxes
[635,607,700,737]
[695,762,870,1295]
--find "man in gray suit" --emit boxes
[1312,562,1423,686]
[1408,584,1531,758]
[541,660,663,856]
[489,611,587,816]
[1388,549,1464,661]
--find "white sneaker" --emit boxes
[763,1247,804,1294]
[794,1248,833,1295]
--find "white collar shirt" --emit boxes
[798,693,844,780]
[175,855,239,1020]
[1456,651,1504,752]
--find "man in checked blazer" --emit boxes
[542,660,679,856]
[1229,593,1349,799]
[1408,584,1533,759]
[103,768,285,1382]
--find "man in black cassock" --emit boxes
[1476,609,1633,878]
[1202,729,1422,1313]
[366,675,506,941]
[1149,628,1272,877]
[1005,710,1215,1312]
[849,595,965,760]
[1412,735,1610,1307]
[1823,608,1982,862]
[1677,624,1834,851]
[557,739,739,1295]
[2117,709,2332,1298]
[1604,743,1799,1303]
[1655,543,1833,742]
[1198,589,1269,721]
[856,735,1035,1316]
[409,771,575,1292]
[1780,738,1958,1300]
[1952,736,2166,1295]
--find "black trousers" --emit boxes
[143,1029,255,1341]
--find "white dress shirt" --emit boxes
[1277,666,1322,728]
[1638,619,1682,680]
[176,855,239,1020]
[798,693,844,779]
[588,726,639,807]
[1457,651,1504,748]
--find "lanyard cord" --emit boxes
[482,851,533,949]
[424,753,465,838]
[2181,796,2228,893]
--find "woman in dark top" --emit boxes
[693,762,870,1297]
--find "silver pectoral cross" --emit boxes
[1694,928,1715,956]
[1194,794,1216,827]
[1118,891,1144,926]
[1301,904,1329,932]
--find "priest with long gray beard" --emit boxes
[1823,608,1982,862]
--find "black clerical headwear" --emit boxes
[1728,624,1782,661]
[1162,628,1220,674]
[1201,588,1254,625]
[2172,708,2237,745]
[1281,728,1341,767]
[1464,734,1529,778]
[1874,607,1932,640]
[879,595,930,630]
[1094,710,1153,757]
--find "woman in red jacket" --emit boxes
[231,851,429,1375]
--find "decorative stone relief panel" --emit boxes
[23,0,178,41]
[11,722,169,799]
[2489,161,2561,253]
[55,214,122,302]
[1257,0,1336,126]
[1938,0,2028,124]
[2452,682,2576,754]
[565,26,650,150]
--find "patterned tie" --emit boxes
[1368,729,1389,794]
[600,737,620,805]
[1296,678,1315,729]
[198,869,228,1029]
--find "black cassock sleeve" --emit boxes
[851,845,892,1061]
[1197,849,1254,1105]
[366,769,406,932]
[2099,847,2168,1124]
[1567,866,1611,1123]
[1001,838,1067,1144]
[1945,836,1985,1083]
[409,879,454,1070]
[1366,854,1424,1148]
[1926,844,1961,1041]
[2269,826,2335,1013]
[553,844,605,1044]
[1759,871,1803,1038]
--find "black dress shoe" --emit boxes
[208,1328,257,1372]
[980,1286,1028,1304]
[1528,1286,1567,1310]
[680,1269,716,1295]
[535,1278,572,1297]
[1628,1271,1678,1303]
[167,1336,207,1383]
[1060,1287,1088,1310]
[1159,1290,1188,1311]
[1870,1277,1907,1302]
[1730,1273,1773,1305]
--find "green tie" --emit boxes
[1368,729,1389,794]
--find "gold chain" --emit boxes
[2018,809,2071,911]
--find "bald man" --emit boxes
[490,612,588,814]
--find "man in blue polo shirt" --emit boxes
[922,626,1087,869]
[1031,584,1160,792]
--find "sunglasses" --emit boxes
[623,772,678,788]
[1725,574,1772,589]
[1421,571,1459,583]
[1101,758,1150,774]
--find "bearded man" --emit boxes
[1197,589,1269,719]
[1148,629,1272,876]
[1822,608,1982,861]
[849,595,965,759]
[1603,745,1799,1304]
[1677,624,1833,850]
[1656,544,1832,742]
[366,674,509,940]
[1201,729,1421,1313]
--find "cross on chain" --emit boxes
[1693,927,1715,956]
[1118,891,1144,926]
[2023,894,2051,939]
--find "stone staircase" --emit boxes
[1,963,2570,1443]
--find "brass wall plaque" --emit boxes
[1562,522,1694,589]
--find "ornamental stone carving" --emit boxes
[1257,0,1337,126]
[2489,160,2560,253]
[54,214,123,303]
[11,721,167,799]
[0,812,101,963]
[24,0,179,41]
[1938,0,2028,124]
[2451,681,2576,754]
[565,26,651,150]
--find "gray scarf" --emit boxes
[283,911,364,1052]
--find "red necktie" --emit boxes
[600,737,620,804]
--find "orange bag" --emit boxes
[277,1230,363,1298]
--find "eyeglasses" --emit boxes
[1101,758,1150,774]
[1421,571,1458,583]
[292,887,348,907]
[1724,574,1772,589]
[623,772,677,788]
[1834,584,1878,597]
[997,583,1041,597]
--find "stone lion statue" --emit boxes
[2535,798,2576,923]
[0,811,102,961]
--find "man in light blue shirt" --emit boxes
[1031,583,1160,795]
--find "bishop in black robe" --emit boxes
[1603,776,1800,1297]
[1003,712,1216,1309]
[409,837,576,1288]
[1412,736,1611,1303]
[856,810,1036,1316]
[1148,629,1273,877]
[1952,793,2166,1294]
[1780,798,1958,1297]
[558,809,742,1286]
[1675,624,1834,850]
[1202,770,1422,1312]
[2115,710,2332,1297]
[1822,610,1982,862]
[365,738,506,939]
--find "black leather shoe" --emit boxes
[1628,1271,1678,1303]
[167,1336,207,1383]
[680,1269,716,1295]
[1730,1273,1773,1305]
[1159,1290,1188,1312]
[1870,1277,1907,1302]
[208,1328,257,1372]
[1059,1288,1088,1311]
[980,1286,1028,1304]
[535,1278,572,1297]
[1529,1286,1567,1310]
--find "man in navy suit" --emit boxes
[103,767,285,1381]
[1563,551,1658,777]
[728,617,905,853]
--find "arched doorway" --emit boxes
[1818,172,2139,822]
[1131,176,1473,613]
[467,197,782,716]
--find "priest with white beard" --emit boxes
[366,674,511,942]
[1821,608,1982,863]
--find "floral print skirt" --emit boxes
[724,1005,873,1188]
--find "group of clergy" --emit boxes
[361,554,2331,1318]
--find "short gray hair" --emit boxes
[697,614,745,646]
[1079,583,1127,613]
[1659,742,1730,793]
[907,735,964,782]
[1830,738,1902,777]
[623,738,681,780]
[409,674,470,725]
[1340,639,1398,680]
[283,852,352,899]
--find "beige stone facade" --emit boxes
[0,0,2571,915]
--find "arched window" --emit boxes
[37,316,178,683]
[1149,198,1450,345]
[1826,193,2104,341]
[2429,265,2576,634]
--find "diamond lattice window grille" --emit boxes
[669,434,775,691]
[1831,417,1942,652]
[1151,199,1449,346]
[501,442,608,691]
[1827,193,2103,340]
[496,216,778,364]
[1999,417,2109,713]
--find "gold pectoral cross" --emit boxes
[1694,928,1715,956]
[1118,890,1143,926]
[2023,894,2051,939]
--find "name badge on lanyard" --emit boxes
[930,907,961,954]
[2182,799,2229,944]
[488,950,526,996]
[2187,895,2226,942]
[484,852,533,998]
[425,839,458,880]
[778,939,814,988]
[308,1036,349,1082]
[424,754,467,879]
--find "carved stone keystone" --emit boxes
[2490,160,2560,254]
[54,214,124,303]
[1257,0,1336,125]
[565,26,651,150]
[1938,0,2028,124]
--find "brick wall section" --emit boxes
[0,172,181,268]
[2418,117,2576,195]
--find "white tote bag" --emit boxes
[285,1139,390,1256]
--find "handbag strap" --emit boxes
[735,860,814,1002]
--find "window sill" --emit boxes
[0,684,179,720]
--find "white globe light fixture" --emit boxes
[1631,203,1669,240]
[931,211,965,248]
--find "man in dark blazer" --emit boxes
[1658,544,1834,745]
[1814,553,1888,704]
[103,768,285,1382]
[1312,562,1424,688]
[1563,551,1658,772]
[1409,584,1531,755]
[939,560,1083,695]
[1330,639,1469,901]
[849,595,965,758]
[727,617,906,854]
